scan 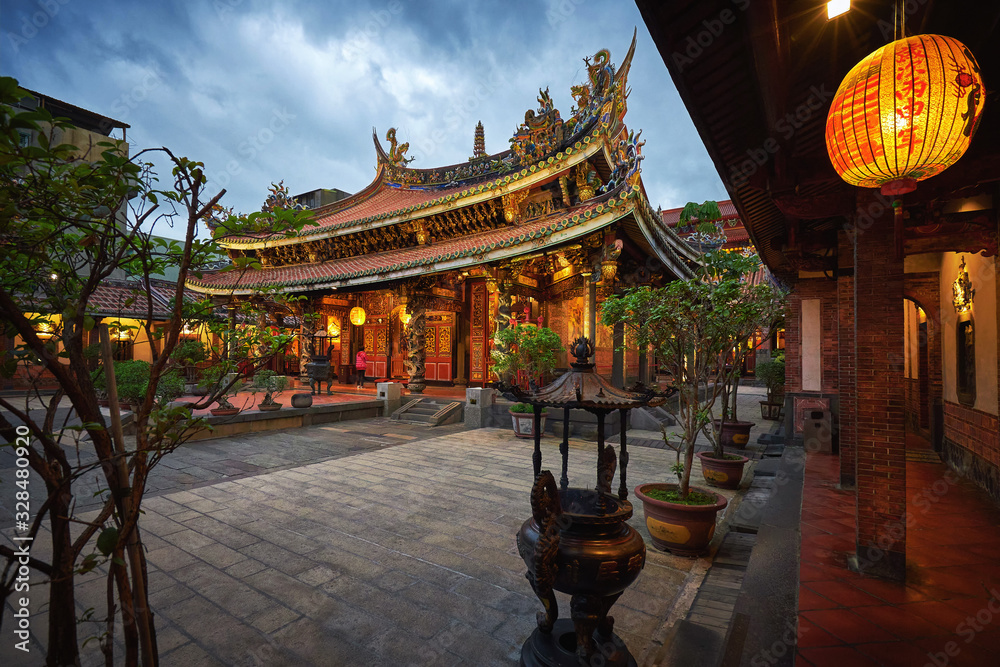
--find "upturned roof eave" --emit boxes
[216,134,610,251]
[186,191,642,296]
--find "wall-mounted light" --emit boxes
[952,256,975,313]
[826,0,850,20]
[400,312,412,327]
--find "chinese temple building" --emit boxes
[186,34,699,392]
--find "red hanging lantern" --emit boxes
[825,34,984,195]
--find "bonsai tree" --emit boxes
[253,369,289,407]
[601,249,785,499]
[491,323,564,390]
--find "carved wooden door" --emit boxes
[363,324,389,380]
[424,314,453,382]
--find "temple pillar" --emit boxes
[585,272,597,362]
[299,307,314,382]
[852,192,906,581]
[407,296,428,393]
[612,321,625,389]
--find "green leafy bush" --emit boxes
[509,402,546,414]
[491,324,564,386]
[155,371,185,403]
[115,360,151,404]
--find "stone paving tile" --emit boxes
[59,421,715,666]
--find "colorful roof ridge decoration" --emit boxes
[188,192,636,294]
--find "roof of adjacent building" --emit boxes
[661,200,751,249]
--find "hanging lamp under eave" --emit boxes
[825,34,985,195]
[349,306,366,326]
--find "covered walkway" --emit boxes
[797,437,1000,666]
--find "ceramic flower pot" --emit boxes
[510,409,547,439]
[634,483,728,556]
[712,419,754,448]
[696,451,749,490]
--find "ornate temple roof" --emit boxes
[191,31,699,294]
[188,184,695,294]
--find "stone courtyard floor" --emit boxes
[2,415,752,667]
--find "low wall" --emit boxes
[185,400,384,442]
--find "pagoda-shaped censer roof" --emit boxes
[506,336,662,411]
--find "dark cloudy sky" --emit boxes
[2,0,727,237]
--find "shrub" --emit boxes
[155,371,185,403]
[114,360,151,405]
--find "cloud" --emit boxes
[1,0,728,238]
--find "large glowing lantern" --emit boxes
[825,34,984,195]
[349,306,366,326]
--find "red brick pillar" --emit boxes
[852,193,907,581]
[838,230,857,488]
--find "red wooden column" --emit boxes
[838,230,857,489]
[852,193,907,581]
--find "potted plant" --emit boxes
[491,323,564,390]
[756,355,785,420]
[508,401,548,439]
[253,370,288,411]
[602,248,785,554]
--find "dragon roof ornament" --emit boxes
[370,30,637,190]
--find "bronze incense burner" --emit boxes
[507,337,663,666]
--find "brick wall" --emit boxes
[904,272,943,441]
[785,279,839,394]
[838,235,856,487]
[944,401,1000,467]
[852,195,907,580]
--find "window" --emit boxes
[17,130,31,148]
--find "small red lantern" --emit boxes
[825,34,984,195]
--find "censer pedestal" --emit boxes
[520,619,636,667]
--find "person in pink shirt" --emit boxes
[355,346,368,389]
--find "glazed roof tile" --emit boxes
[191,195,630,291]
